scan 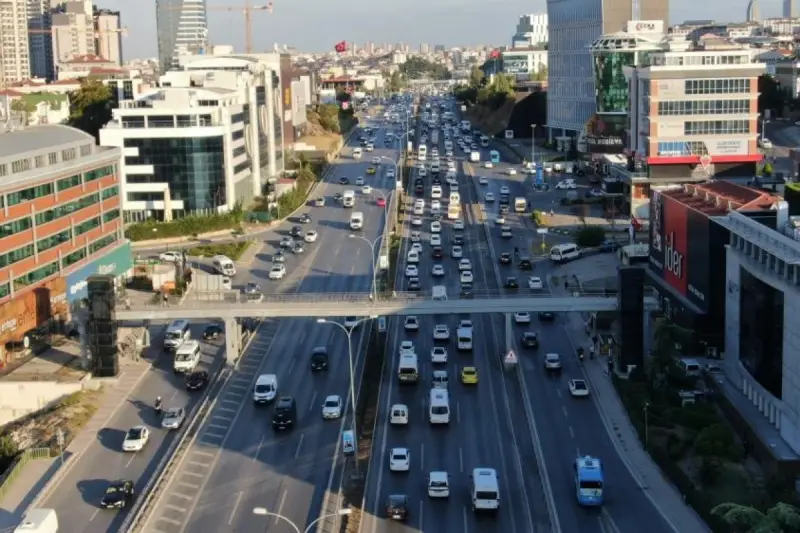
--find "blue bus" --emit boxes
[490,150,500,164]
[574,456,604,506]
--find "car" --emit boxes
[458,258,472,271]
[514,312,531,324]
[322,395,343,419]
[122,426,149,452]
[339,177,349,185]
[292,242,305,254]
[411,242,423,253]
[501,226,513,239]
[518,258,533,271]
[202,324,222,340]
[431,200,442,211]
[433,325,450,340]
[759,138,773,149]
[569,379,590,397]
[100,480,134,509]
[377,197,386,207]
[411,217,423,226]
[460,283,474,298]
[505,277,519,289]
[460,271,473,284]
[299,213,312,224]
[310,347,328,371]
[485,192,495,202]
[430,234,442,246]
[161,407,186,429]
[366,167,376,175]
[499,204,509,214]
[499,253,511,264]
[407,277,421,291]
[304,230,318,243]
[333,192,343,202]
[453,219,465,230]
[451,245,463,258]
[496,214,506,225]
[185,370,210,390]
[314,197,325,207]
[452,234,465,245]
[410,231,421,242]
[428,471,450,498]
[159,251,181,263]
[431,221,442,233]
[500,186,510,195]
[538,311,556,322]
[431,346,448,364]
[404,316,419,331]
[399,341,415,354]
[484,162,493,168]
[528,276,544,290]
[599,240,620,252]
[460,366,478,384]
[432,264,445,277]
[372,156,381,164]
[271,250,285,263]
[405,265,418,277]
[507,168,517,175]
[390,404,409,425]
[389,447,411,471]
[555,179,577,189]
[387,169,396,178]
[521,332,539,349]
[366,144,374,152]
[586,188,605,198]
[279,236,294,248]
[269,264,286,280]
[244,282,263,302]
[362,185,373,194]
[344,316,361,329]
[544,353,562,372]
[356,176,365,185]
[386,494,409,521]
[289,225,303,238]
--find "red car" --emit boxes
[376,197,386,207]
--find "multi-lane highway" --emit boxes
[139,110,406,533]
[39,323,224,533]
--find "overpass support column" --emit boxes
[643,311,652,360]
[224,318,242,364]
[504,313,512,352]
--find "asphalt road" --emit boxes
[40,323,224,533]
[139,112,406,533]
[361,108,552,533]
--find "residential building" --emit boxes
[94,7,123,66]
[0,0,31,85]
[51,1,96,75]
[774,58,800,99]
[56,54,116,80]
[155,0,209,72]
[545,0,667,141]
[512,14,548,48]
[501,48,548,80]
[0,124,130,366]
[27,0,54,80]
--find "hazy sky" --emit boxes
[107,0,785,58]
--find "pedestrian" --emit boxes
[550,209,554,217]
[162,292,168,307]
[564,280,569,291]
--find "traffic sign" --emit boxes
[504,350,517,364]
[536,228,548,234]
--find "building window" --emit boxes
[11,158,31,173]
[148,115,175,128]
[684,78,749,95]
[231,112,245,124]
[14,260,58,288]
[176,115,195,127]
[0,216,32,238]
[7,182,54,206]
[121,116,145,128]
[34,155,46,168]
[232,129,244,141]
[37,229,71,252]
[48,152,58,165]
[101,185,119,200]
[80,144,92,157]
[0,164,6,176]
[0,244,35,268]
[62,248,87,268]
[74,216,101,236]
[658,99,750,116]
[102,208,120,223]
[684,120,749,135]
[656,140,709,157]
[57,174,82,191]
[34,192,100,225]
[0,282,9,300]
[84,165,114,182]
[61,148,77,161]
[232,145,246,157]
[233,160,250,174]
[593,50,634,113]
[89,234,116,254]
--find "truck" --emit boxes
[192,273,232,301]
[431,130,439,145]
[469,151,480,162]
[15,508,58,533]
[151,263,176,292]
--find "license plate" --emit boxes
[393,514,401,519]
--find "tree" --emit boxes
[468,66,485,88]
[712,502,800,533]
[67,79,113,140]
[388,71,405,92]
[530,65,548,82]
[573,225,605,247]
[399,57,451,80]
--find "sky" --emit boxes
[107,0,788,59]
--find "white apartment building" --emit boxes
[0,0,31,85]
[94,8,123,66]
[51,0,96,73]
[512,14,548,48]
[501,48,548,79]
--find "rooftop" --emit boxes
[0,125,94,161]
[663,181,778,216]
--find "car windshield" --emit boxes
[574,382,587,390]
[392,452,406,460]
[127,428,143,439]
[325,400,339,407]
[430,480,448,488]
[106,486,119,493]
[165,409,181,417]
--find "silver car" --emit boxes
[161,407,185,429]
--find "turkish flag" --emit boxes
[489,50,500,59]
[334,41,347,53]
[631,217,642,231]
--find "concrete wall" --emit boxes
[0,381,83,426]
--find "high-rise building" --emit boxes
[0,0,31,85]
[746,0,760,22]
[28,0,54,80]
[155,0,208,72]
[785,0,797,17]
[546,0,668,141]
[94,7,123,65]
[51,0,96,73]
[512,13,548,48]
[420,43,430,54]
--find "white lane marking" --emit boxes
[253,435,264,463]
[158,517,182,525]
[419,443,424,472]
[419,500,424,530]
[228,491,243,525]
[165,504,186,513]
[569,426,575,438]
[456,401,461,425]
[562,405,569,419]
[207,424,227,430]
[556,388,563,398]
[125,454,136,468]
[89,509,99,522]
[462,505,469,533]
[308,391,317,413]
[286,358,296,375]
[169,389,179,401]
[274,490,287,525]
[459,447,464,473]
[295,433,305,459]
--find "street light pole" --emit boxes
[317,317,376,477]
[252,507,352,533]
[643,401,650,450]
[531,124,537,166]
[349,233,385,298]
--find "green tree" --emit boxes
[758,74,786,116]
[0,434,19,472]
[694,423,740,460]
[399,57,451,80]
[388,71,405,92]
[711,502,800,533]
[531,65,548,82]
[573,225,605,247]
[468,66,485,88]
[762,162,774,176]
[67,79,113,140]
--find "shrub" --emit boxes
[185,242,250,261]
[695,423,741,461]
[667,403,720,432]
[574,225,606,247]
[274,166,318,218]
[531,210,546,227]
[126,209,243,241]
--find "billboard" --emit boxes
[65,242,133,303]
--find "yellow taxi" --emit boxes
[460,366,478,384]
[366,167,377,175]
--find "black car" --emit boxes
[339,177,349,185]
[272,397,297,430]
[600,240,620,252]
[290,225,303,237]
[521,332,539,349]
[185,370,209,390]
[202,324,222,340]
[310,347,328,371]
[499,253,511,264]
[415,184,424,194]
[334,192,343,202]
[538,311,556,322]
[505,277,519,289]
[518,258,533,270]
[460,283,474,298]
[432,246,443,259]
[499,204,509,214]
[386,494,409,521]
[100,480,134,509]
[452,235,464,245]
[299,213,312,224]
[499,194,509,205]
[408,277,421,291]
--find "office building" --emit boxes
[94,7,123,66]
[51,0,96,74]
[156,0,209,72]
[512,14,548,48]
[501,48,548,79]
[784,0,798,18]
[27,0,54,80]
[0,125,130,365]
[0,0,31,85]
[746,0,760,22]
[545,0,667,141]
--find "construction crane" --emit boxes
[161,1,273,54]
[27,27,128,38]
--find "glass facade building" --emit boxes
[155,0,208,72]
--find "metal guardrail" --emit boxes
[0,447,51,504]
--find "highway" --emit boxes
[39,323,225,533]
[139,109,406,533]
[362,105,552,533]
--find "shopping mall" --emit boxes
[0,125,133,367]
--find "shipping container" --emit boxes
[0,277,67,353]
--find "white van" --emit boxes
[431,185,442,199]
[353,147,362,159]
[350,212,364,230]
[471,468,500,512]
[429,389,450,424]
[678,358,702,377]
[212,255,236,276]
[173,340,201,373]
[457,327,473,350]
[398,353,419,383]
[407,249,420,263]
[342,190,355,208]
[164,319,191,350]
[432,285,447,301]
[550,243,581,263]
[253,374,278,403]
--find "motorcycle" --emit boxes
[154,398,163,415]
[577,348,585,362]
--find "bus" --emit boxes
[514,197,526,213]
[574,456,604,506]
[480,135,489,147]
[490,150,500,164]
[418,145,427,161]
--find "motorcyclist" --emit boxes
[155,396,162,412]
[589,345,596,359]
[577,347,585,361]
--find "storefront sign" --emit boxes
[627,20,664,34]
[502,57,530,74]
[664,232,684,279]
[709,139,745,155]
[65,242,133,302]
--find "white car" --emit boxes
[431,346,448,364]
[389,447,411,472]
[362,185,372,194]
[411,242,423,253]
[507,168,517,176]
[453,220,465,230]
[759,138,773,149]
[451,246,463,258]
[390,404,409,425]
[269,264,287,280]
[430,234,442,246]
[431,200,441,211]
[355,176,365,186]
[484,162,493,168]
[431,221,442,233]
[122,426,149,452]
[400,341,415,354]
[569,379,590,397]
[404,316,420,331]
[514,312,531,324]
[500,186,510,195]
[412,217,423,226]
[372,156,381,164]
[159,251,181,263]
[405,265,419,277]
[528,277,543,290]
[432,264,445,277]
[411,230,421,242]
[365,144,374,152]
[428,471,450,498]
[485,192,495,202]
[460,271,474,284]
[478,177,489,185]
[304,230,318,243]
[161,407,186,429]
[433,325,450,340]
[555,179,577,190]
[458,259,472,271]
[322,395,343,419]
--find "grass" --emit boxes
[185,241,251,261]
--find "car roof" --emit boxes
[429,470,449,481]
[324,395,340,402]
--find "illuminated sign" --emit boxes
[665,232,684,279]
[626,20,664,34]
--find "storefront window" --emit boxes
[593,50,635,114]
[14,260,58,288]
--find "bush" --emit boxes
[667,403,720,432]
[126,209,243,241]
[695,423,741,461]
[274,166,317,218]
[531,210,546,227]
[0,434,19,473]
[574,225,606,247]
[185,241,251,261]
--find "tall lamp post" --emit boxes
[531,123,537,166]
[252,507,352,533]
[348,233,385,298]
[317,316,377,476]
